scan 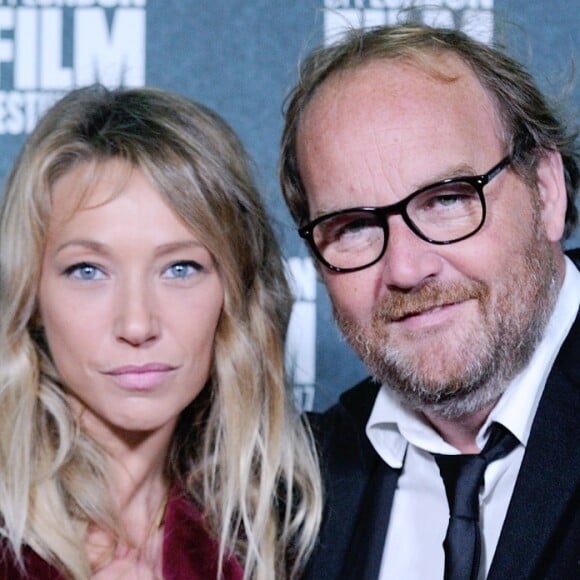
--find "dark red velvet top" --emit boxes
[0,488,244,579]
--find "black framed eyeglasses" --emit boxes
[298,156,512,273]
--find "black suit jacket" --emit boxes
[305,251,580,580]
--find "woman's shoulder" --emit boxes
[162,486,244,580]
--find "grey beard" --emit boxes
[335,239,559,420]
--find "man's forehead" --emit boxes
[295,50,506,218]
[303,51,484,119]
[297,52,499,157]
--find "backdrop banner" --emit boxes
[1,0,578,410]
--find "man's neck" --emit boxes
[422,402,497,453]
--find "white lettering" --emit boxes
[286,256,317,301]
[19,0,145,7]
[363,8,387,27]
[421,7,455,28]
[293,385,315,411]
[40,8,72,89]
[326,0,494,11]
[14,8,37,89]
[1,90,23,132]
[325,0,350,8]
[74,7,145,86]
[385,0,414,8]
[287,301,316,386]
[285,257,317,411]
[0,3,146,132]
[462,9,493,44]
[324,8,361,44]
[0,8,14,89]
[446,0,466,9]
[324,3,495,45]
[0,90,62,134]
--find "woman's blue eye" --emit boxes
[64,263,105,281]
[163,261,200,279]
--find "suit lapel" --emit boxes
[489,312,580,578]
[304,379,401,580]
[340,460,401,580]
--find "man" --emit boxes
[280,24,579,579]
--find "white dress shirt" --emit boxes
[366,257,580,580]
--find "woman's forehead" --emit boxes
[49,158,135,222]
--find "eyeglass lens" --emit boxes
[312,180,484,271]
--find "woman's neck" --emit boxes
[83,419,175,575]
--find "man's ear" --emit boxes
[535,150,567,243]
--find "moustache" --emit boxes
[374,281,488,323]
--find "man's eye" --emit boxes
[432,191,477,206]
[416,183,480,213]
[340,216,377,235]
[425,193,465,210]
[64,263,105,281]
[162,261,201,279]
[320,214,378,242]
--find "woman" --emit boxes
[0,85,321,579]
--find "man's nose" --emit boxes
[379,216,444,290]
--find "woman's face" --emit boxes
[37,159,224,443]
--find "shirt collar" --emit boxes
[367,257,580,466]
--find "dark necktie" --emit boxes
[433,424,519,580]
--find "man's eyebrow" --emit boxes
[309,162,480,219]
[411,162,478,191]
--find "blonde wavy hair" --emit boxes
[0,85,321,579]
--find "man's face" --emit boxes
[296,56,566,419]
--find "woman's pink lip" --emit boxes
[107,363,175,375]
[105,364,176,391]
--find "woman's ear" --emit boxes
[28,308,49,351]
[535,150,567,243]
[30,306,42,328]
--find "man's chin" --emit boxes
[386,372,506,420]
[361,339,504,418]
[378,329,486,379]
